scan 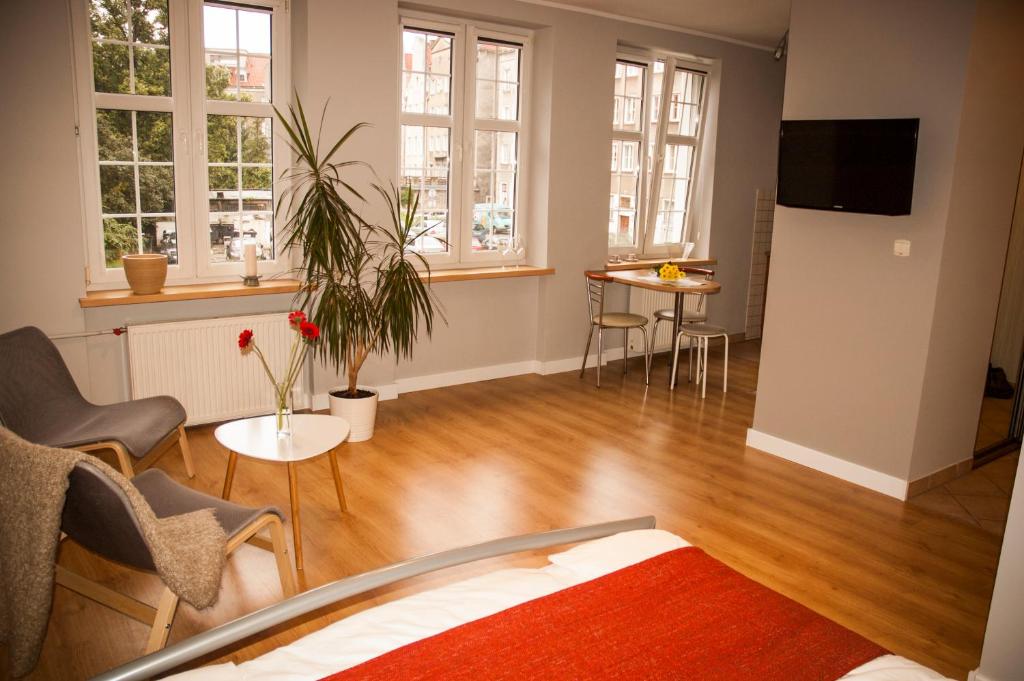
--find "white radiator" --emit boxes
[628,289,704,353]
[127,313,310,425]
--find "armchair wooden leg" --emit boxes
[144,588,180,654]
[74,441,134,478]
[267,517,297,597]
[177,425,195,478]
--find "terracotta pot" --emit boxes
[122,254,168,294]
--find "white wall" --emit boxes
[0,0,784,405]
[972,459,1024,681]
[751,0,1024,491]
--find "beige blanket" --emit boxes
[0,427,227,678]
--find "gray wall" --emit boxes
[752,0,1024,483]
[0,0,784,403]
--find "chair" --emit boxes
[672,323,728,398]
[57,460,295,654]
[0,326,194,478]
[650,267,716,349]
[579,271,650,387]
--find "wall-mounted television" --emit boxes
[777,118,919,216]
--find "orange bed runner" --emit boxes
[321,547,886,680]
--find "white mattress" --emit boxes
[168,530,951,681]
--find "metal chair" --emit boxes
[579,271,650,387]
[650,267,716,350]
[672,323,729,398]
[57,460,296,654]
[0,326,194,478]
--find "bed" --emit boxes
[93,517,951,681]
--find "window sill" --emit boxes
[79,278,303,308]
[605,257,717,271]
[78,267,555,308]
[423,265,555,283]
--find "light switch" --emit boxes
[894,239,911,257]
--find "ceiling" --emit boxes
[532,0,791,49]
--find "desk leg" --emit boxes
[328,449,348,515]
[287,462,303,573]
[669,293,683,388]
[221,450,238,500]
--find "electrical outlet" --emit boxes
[894,239,911,257]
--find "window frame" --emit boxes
[70,0,290,289]
[608,52,710,258]
[399,13,532,269]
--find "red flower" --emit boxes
[299,321,320,341]
[238,329,254,350]
[288,310,307,327]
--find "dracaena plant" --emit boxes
[275,97,444,397]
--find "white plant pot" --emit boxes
[328,386,379,442]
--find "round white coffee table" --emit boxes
[214,414,350,573]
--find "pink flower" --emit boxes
[288,310,307,327]
[238,329,254,350]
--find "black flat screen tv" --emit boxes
[777,118,919,216]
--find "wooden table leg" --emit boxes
[221,450,238,500]
[287,461,303,573]
[328,448,348,515]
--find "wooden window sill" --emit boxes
[423,265,555,283]
[79,279,303,308]
[605,257,717,271]
[78,267,554,308]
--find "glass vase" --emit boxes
[275,385,292,437]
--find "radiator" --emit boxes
[627,289,703,353]
[127,313,310,425]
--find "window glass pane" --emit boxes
[401,124,451,254]
[609,140,640,248]
[131,0,169,45]
[142,216,177,264]
[134,45,171,96]
[207,114,274,262]
[93,43,131,93]
[476,41,521,121]
[100,164,136,214]
[205,4,272,103]
[91,0,130,41]
[97,109,133,161]
[473,130,517,251]
[103,217,139,267]
[613,61,644,133]
[402,29,451,115]
[139,166,174,213]
[135,111,173,162]
[653,144,693,244]
[666,69,704,136]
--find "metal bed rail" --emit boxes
[92,516,657,681]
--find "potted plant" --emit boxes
[276,98,443,441]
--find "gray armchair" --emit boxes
[0,326,195,478]
[58,460,295,654]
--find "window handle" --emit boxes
[178,130,189,152]
[194,129,205,154]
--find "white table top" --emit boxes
[214,414,351,462]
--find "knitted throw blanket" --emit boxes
[0,427,227,677]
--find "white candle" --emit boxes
[244,242,258,277]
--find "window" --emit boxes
[400,16,530,266]
[609,56,707,254]
[71,0,288,287]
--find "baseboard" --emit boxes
[968,670,997,681]
[746,428,909,500]
[312,348,624,409]
[906,457,975,498]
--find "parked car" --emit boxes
[226,229,272,260]
[472,204,513,250]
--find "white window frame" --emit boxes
[70,0,290,289]
[399,13,532,269]
[609,52,710,258]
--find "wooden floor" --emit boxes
[23,341,1004,680]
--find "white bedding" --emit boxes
[169,530,951,681]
